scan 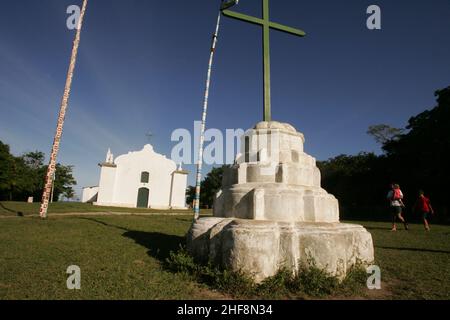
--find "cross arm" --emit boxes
[222,10,306,37]
[269,22,306,37]
[222,9,264,27]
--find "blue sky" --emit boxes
[1,0,450,199]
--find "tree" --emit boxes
[367,124,404,145]
[382,86,450,209]
[62,189,76,201]
[0,143,34,201]
[52,164,77,202]
[17,151,45,200]
[21,151,45,170]
[186,186,195,208]
[0,142,13,199]
[187,165,230,209]
[0,140,77,202]
[201,166,229,208]
[318,152,387,209]
[10,156,34,201]
[320,86,450,221]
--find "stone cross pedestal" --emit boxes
[187,122,374,282]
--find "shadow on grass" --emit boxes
[124,230,185,261]
[79,217,185,262]
[364,226,392,231]
[377,246,450,254]
[0,202,24,217]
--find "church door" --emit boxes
[137,188,149,208]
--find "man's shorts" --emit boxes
[422,211,432,220]
[391,206,402,216]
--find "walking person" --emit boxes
[387,184,408,231]
[414,190,434,231]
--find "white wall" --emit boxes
[93,145,187,209]
[96,165,117,205]
[82,186,99,203]
[170,172,188,209]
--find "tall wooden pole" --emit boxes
[39,0,88,219]
[50,171,55,204]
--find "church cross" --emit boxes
[222,0,306,122]
[145,131,154,143]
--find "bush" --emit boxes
[290,265,340,297]
[166,248,255,297]
[165,246,199,275]
[165,248,368,299]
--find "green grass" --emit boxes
[0,201,211,216]
[0,214,220,299]
[0,206,449,300]
[360,220,450,300]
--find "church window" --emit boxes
[141,172,149,183]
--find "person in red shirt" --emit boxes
[414,190,435,231]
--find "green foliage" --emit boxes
[0,144,37,201]
[382,87,450,211]
[203,267,255,297]
[318,152,388,209]
[186,165,230,208]
[186,186,195,207]
[367,125,404,145]
[21,151,45,169]
[0,142,12,193]
[53,164,77,200]
[166,246,200,275]
[0,141,76,202]
[338,265,368,296]
[291,265,340,297]
[319,86,450,222]
[165,247,255,297]
[166,248,367,299]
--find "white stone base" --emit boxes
[187,218,374,282]
[215,183,339,222]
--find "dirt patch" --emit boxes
[193,285,233,300]
[364,280,395,299]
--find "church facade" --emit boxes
[82,145,188,209]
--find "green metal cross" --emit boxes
[222,0,306,122]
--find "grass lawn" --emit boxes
[360,221,450,300]
[0,201,210,216]
[0,204,449,300]
[0,214,220,300]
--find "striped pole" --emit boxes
[39,0,88,219]
[194,12,222,220]
[50,171,55,203]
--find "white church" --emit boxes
[82,145,188,209]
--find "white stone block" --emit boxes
[188,218,374,282]
[188,122,374,282]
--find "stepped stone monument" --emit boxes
[187,122,374,282]
[187,1,374,282]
